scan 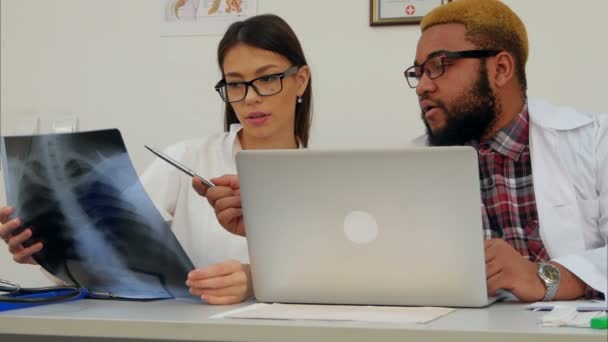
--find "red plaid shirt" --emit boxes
[470,106,549,262]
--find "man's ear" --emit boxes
[492,51,516,88]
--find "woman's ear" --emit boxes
[295,65,311,96]
[492,51,516,89]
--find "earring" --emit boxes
[297,96,303,104]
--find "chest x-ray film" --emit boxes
[0,129,194,299]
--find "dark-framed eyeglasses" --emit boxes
[403,50,501,88]
[215,65,300,103]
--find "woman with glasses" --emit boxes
[0,13,312,305]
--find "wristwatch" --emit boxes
[537,262,561,301]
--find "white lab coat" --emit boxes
[413,98,607,296]
[140,124,250,268]
[527,98,607,296]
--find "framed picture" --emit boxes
[370,0,450,26]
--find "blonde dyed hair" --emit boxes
[421,0,528,92]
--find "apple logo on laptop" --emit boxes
[343,210,379,244]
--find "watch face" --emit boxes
[541,264,560,281]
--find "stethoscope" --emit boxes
[0,278,86,304]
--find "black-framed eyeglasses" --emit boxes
[214,65,300,103]
[403,50,501,88]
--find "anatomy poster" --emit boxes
[161,0,258,36]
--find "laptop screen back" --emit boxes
[237,147,490,307]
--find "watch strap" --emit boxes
[542,281,559,301]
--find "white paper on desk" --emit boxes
[212,303,455,324]
[527,300,608,312]
[541,306,606,327]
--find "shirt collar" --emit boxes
[476,104,530,161]
[224,123,304,163]
[223,123,243,164]
[528,97,593,130]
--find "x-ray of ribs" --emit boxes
[13,135,181,297]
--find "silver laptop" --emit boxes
[236,147,497,307]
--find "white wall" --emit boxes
[1,0,607,285]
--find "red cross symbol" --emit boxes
[405,5,416,15]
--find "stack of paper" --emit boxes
[527,300,608,312]
[212,303,455,324]
[541,306,607,328]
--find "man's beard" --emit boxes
[422,64,500,146]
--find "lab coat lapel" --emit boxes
[528,99,588,257]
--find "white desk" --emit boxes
[0,299,606,342]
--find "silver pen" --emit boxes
[145,145,214,188]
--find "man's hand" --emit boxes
[186,260,253,305]
[0,206,42,265]
[484,238,545,302]
[192,174,246,237]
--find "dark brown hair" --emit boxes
[217,14,312,147]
